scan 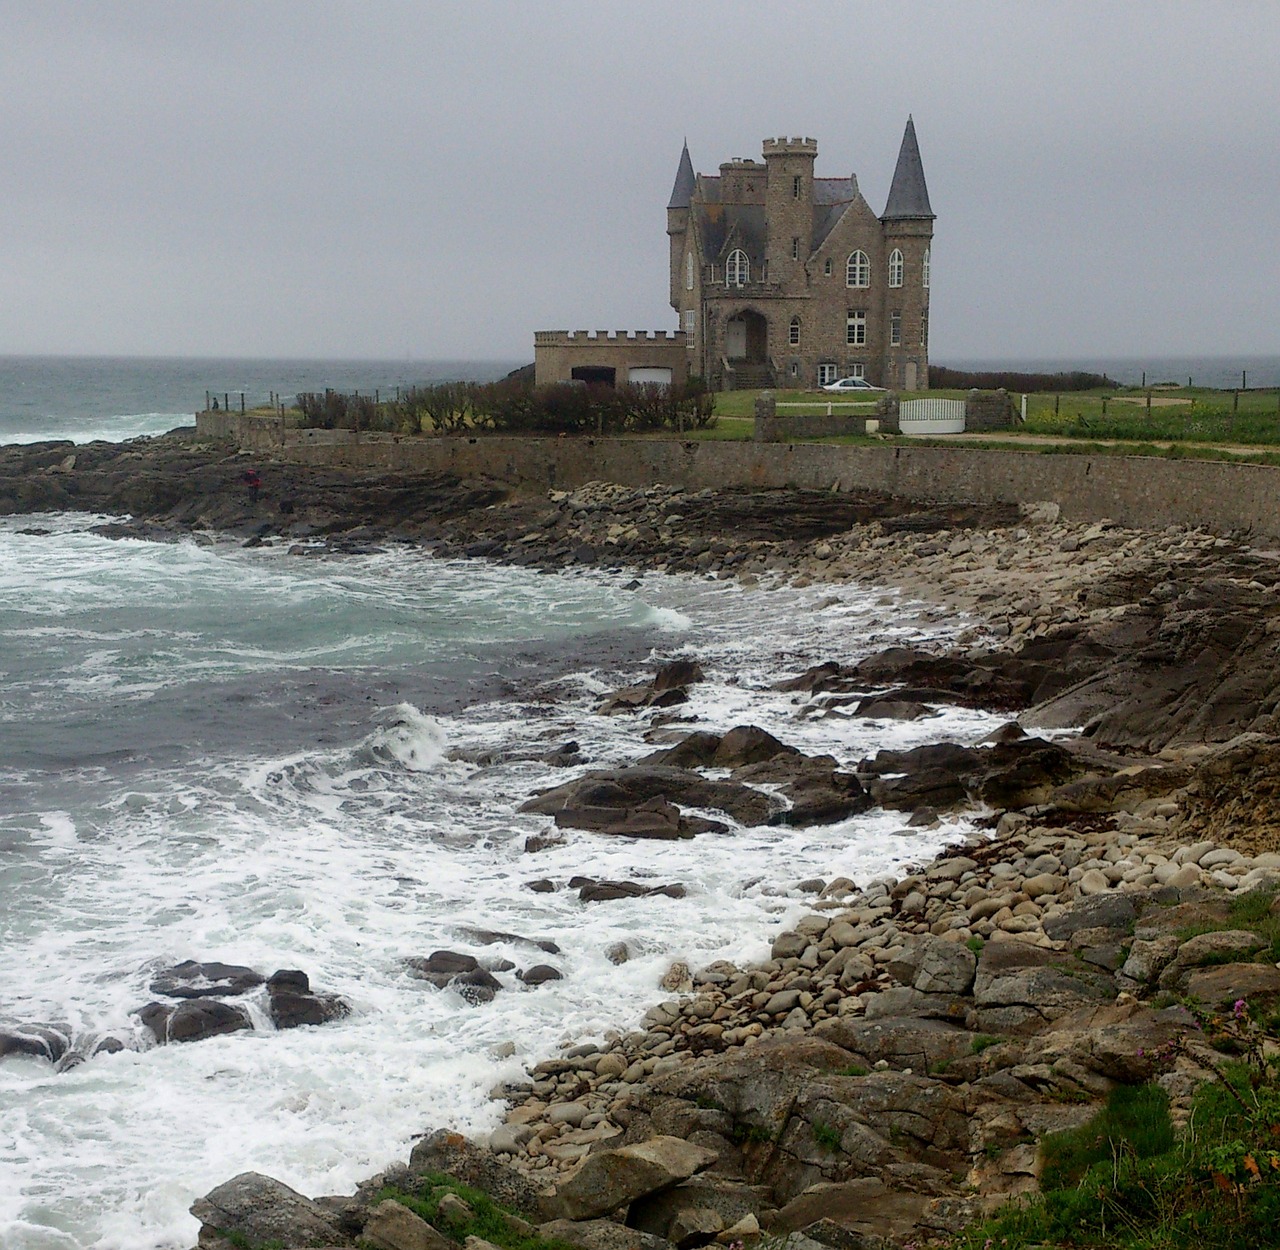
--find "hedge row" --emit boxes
[296,379,716,436]
[929,366,1118,392]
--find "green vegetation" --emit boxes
[1176,885,1280,965]
[811,1119,842,1152]
[218,1234,284,1250]
[950,1003,1280,1249]
[295,378,716,437]
[731,1122,776,1146]
[375,1173,576,1250]
[970,1034,1001,1055]
[966,936,986,955]
[840,1062,870,1077]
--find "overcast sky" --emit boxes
[1,1,1276,364]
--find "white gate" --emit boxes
[899,398,966,434]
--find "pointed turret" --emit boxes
[882,116,934,219]
[667,141,696,209]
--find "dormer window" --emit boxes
[889,249,904,288]
[726,250,750,287]
[846,250,869,288]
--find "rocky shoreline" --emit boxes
[7,432,1280,1248]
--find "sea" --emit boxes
[0,352,1272,1249]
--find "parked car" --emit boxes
[822,376,886,393]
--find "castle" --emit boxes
[534,120,933,393]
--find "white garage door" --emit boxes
[628,367,673,386]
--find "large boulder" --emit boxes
[970,941,1116,1035]
[265,969,349,1029]
[522,766,780,829]
[190,1171,343,1248]
[544,1137,719,1222]
[139,999,252,1045]
[406,953,504,1004]
[887,935,977,995]
[363,1199,455,1250]
[149,960,264,999]
[0,1024,70,1064]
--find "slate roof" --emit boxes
[667,142,696,209]
[882,116,934,219]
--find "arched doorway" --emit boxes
[724,309,768,363]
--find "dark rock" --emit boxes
[140,998,253,1044]
[0,1024,70,1064]
[573,877,688,902]
[458,927,561,954]
[522,766,780,829]
[654,659,705,692]
[519,965,563,986]
[148,959,264,999]
[1043,893,1138,942]
[527,878,557,893]
[266,970,349,1030]
[190,1171,343,1248]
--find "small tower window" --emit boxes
[789,316,801,347]
[791,237,799,261]
[922,246,930,289]
[890,310,902,346]
[846,250,869,288]
[889,249,904,288]
[824,258,832,276]
[920,308,929,347]
[685,253,695,290]
[726,249,749,287]
[792,174,801,199]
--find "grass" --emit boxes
[839,1062,870,1077]
[376,1173,576,1250]
[1175,885,1280,964]
[950,1012,1280,1250]
[970,1034,1002,1055]
[812,1119,842,1152]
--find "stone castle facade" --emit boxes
[667,120,934,391]
[534,120,933,392]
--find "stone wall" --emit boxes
[966,389,1016,430]
[197,412,1280,540]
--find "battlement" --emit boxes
[719,159,766,172]
[534,330,686,344]
[762,136,818,156]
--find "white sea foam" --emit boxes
[0,530,1006,1249]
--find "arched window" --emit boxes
[685,253,695,290]
[889,249,904,288]
[789,316,801,347]
[726,249,749,287]
[845,250,869,288]
[922,246,930,289]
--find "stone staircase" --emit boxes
[723,360,775,391]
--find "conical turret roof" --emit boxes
[668,141,696,209]
[882,117,934,219]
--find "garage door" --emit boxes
[628,367,673,386]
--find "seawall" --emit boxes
[196,411,1280,539]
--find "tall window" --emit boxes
[726,249,749,286]
[846,310,866,346]
[846,250,869,288]
[922,246,930,289]
[791,237,799,260]
[889,249,904,287]
[792,174,801,199]
[685,253,694,290]
[920,308,929,347]
[890,311,902,346]
[789,316,801,347]
[684,308,696,340]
